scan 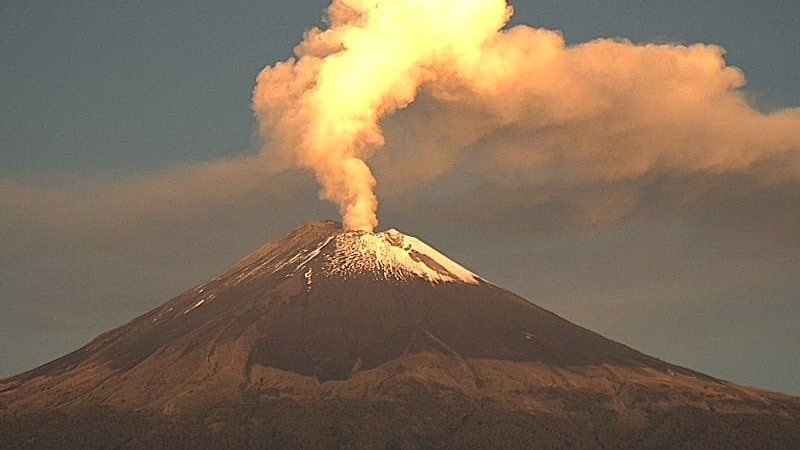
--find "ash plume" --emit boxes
[253,0,800,232]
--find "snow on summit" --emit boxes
[325,229,480,284]
[223,222,481,289]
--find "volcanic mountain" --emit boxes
[2,221,799,449]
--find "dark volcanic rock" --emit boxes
[1,221,799,449]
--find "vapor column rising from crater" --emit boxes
[253,0,513,231]
[253,0,800,232]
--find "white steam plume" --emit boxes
[253,0,800,232]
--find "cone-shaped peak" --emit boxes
[4,220,800,449]
[231,221,480,286]
[327,228,480,284]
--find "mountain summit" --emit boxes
[2,221,799,449]
[233,221,480,286]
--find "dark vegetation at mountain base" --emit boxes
[3,398,800,450]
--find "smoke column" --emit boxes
[253,0,512,231]
[253,0,800,232]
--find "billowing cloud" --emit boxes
[3,0,800,396]
[5,0,800,252]
[252,0,800,234]
[253,0,514,231]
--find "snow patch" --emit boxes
[290,236,336,276]
[324,229,479,284]
[182,293,216,315]
[231,235,336,285]
[184,299,205,314]
[521,332,536,341]
[304,267,313,291]
[224,226,480,287]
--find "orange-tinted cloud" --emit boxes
[253,0,800,234]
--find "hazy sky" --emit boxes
[2,0,799,395]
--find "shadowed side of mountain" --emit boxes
[2,220,800,449]
[2,221,344,385]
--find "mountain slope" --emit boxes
[2,221,799,449]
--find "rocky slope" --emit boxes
[1,221,799,449]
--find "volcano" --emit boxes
[2,221,799,449]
